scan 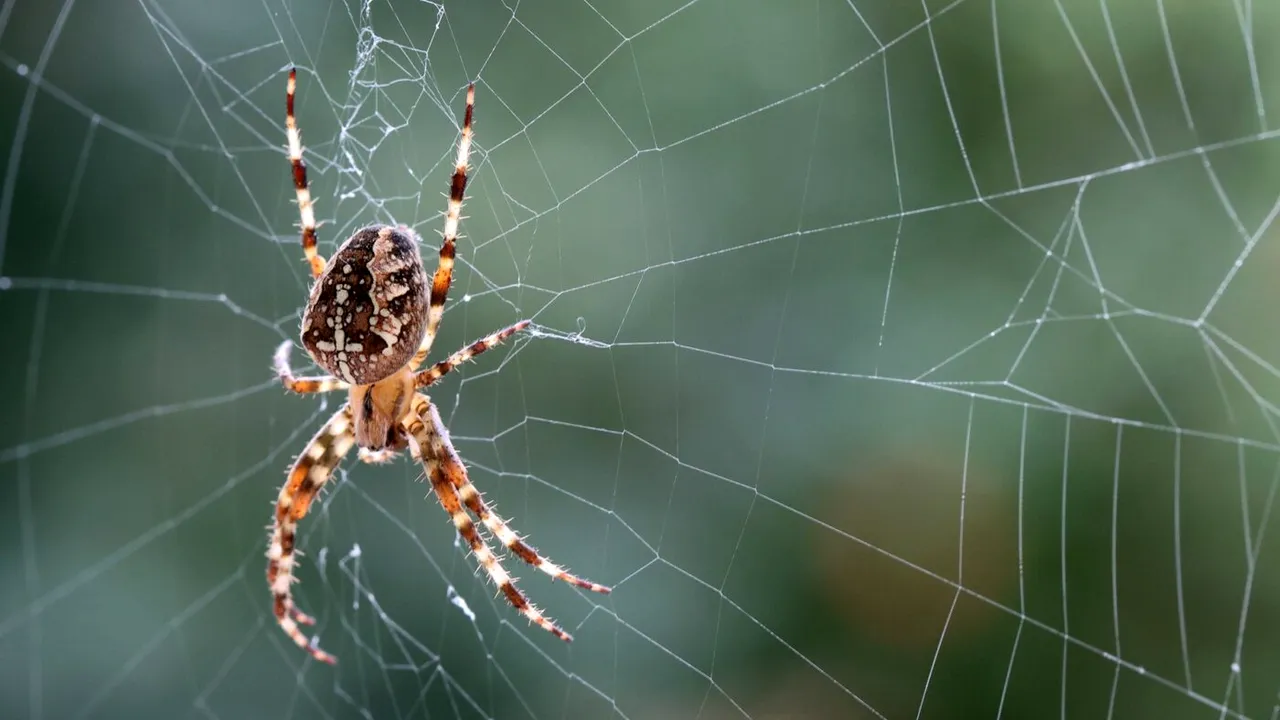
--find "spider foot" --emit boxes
[304,640,337,665]
[561,575,613,595]
[290,606,318,625]
[523,607,574,643]
[278,611,337,664]
[531,556,612,595]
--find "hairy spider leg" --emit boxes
[424,399,611,594]
[274,340,348,394]
[267,405,355,664]
[405,394,603,642]
[286,68,325,277]
[414,320,531,390]
[410,83,475,371]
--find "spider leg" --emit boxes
[267,404,356,664]
[274,340,348,394]
[436,411,610,594]
[403,393,576,642]
[286,68,325,277]
[410,83,475,371]
[413,320,530,390]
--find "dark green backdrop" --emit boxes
[1,1,1278,718]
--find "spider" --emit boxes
[268,68,611,664]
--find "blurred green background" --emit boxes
[1,0,1279,718]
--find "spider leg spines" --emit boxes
[285,68,325,277]
[409,83,477,371]
[267,404,354,664]
[452,452,612,595]
[274,341,347,394]
[405,393,583,643]
[414,320,531,389]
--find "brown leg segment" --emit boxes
[274,340,347,394]
[404,393,577,641]
[267,404,355,663]
[411,83,475,370]
[413,320,530,389]
[286,68,325,277]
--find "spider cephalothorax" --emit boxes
[301,225,428,449]
[268,69,610,665]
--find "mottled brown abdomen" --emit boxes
[301,225,428,385]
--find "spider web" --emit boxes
[1,0,1279,717]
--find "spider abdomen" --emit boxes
[300,225,428,385]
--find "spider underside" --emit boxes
[267,69,610,664]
